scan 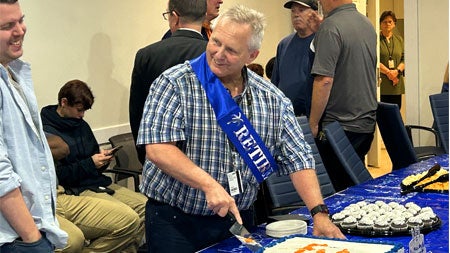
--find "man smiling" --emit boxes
[0,0,67,252]
[138,4,344,253]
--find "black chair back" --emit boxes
[430,93,449,153]
[297,116,336,197]
[107,132,143,191]
[323,121,373,185]
[264,116,335,215]
[376,102,419,170]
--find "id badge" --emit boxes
[227,170,243,196]
[388,59,395,69]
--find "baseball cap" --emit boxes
[284,0,318,11]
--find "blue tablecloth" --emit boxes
[200,154,449,253]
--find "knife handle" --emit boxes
[227,212,237,222]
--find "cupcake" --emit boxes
[377,208,387,216]
[365,211,380,221]
[407,217,424,229]
[405,202,421,212]
[419,207,434,214]
[418,212,436,227]
[390,219,408,232]
[379,204,393,213]
[367,203,380,212]
[373,219,390,232]
[377,214,392,223]
[362,203,379,213]
[375,200,387,207]
[345,204,360,212]
[341,216,357,229]
[391,209,404,217]
[402,211,414,220]
[406,208,419,216]
[388,202,400,209]
[339,209,352,218]
[331,212,346,226]
[393,205,407,213]
[357,217,374,230]
[350,211,362,221]
[356,201,368,207]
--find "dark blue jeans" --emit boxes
[145,198,254,253]
[0,233,54,253]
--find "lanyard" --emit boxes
[383,35,394,59]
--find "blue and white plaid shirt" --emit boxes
[137,61,314,215]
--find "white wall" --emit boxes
[19,0,449,145]
[405,0,449,145]
[20,0,292,143]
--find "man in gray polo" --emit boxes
[309,0,377,191]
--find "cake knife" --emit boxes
[227,212,263,252]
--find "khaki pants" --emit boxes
[56,184,146,253]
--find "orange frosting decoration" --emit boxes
[293,243,351,253]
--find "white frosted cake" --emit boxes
[261,235,404,253]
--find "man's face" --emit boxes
[206,20,258,82]
[290,3,313,32]
[206,0,224,22]
[60,99,87,119]
[0,2,26,67]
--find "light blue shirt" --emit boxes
[0,59,67,248]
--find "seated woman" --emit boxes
[41,80,146,252]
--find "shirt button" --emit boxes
[41,166,46,171]
[45,195,49,200]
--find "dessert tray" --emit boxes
[331,200,441,237]
[338,217,441,236]
[400,164,449,194]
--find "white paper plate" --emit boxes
[266,219,307,238]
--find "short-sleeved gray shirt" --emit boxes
[311,3,377,133]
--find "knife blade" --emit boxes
[227,212,263,252]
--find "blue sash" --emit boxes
[189,53,277,182]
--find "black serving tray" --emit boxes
[335,217,442,237]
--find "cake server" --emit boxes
[406,164,441,188]
[227,212,263,252]
[401,173,449,195]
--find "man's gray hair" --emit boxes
[214,5,266,51]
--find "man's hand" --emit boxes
[307,10,323,33]
[312,213,346,239]
[310,122,319,138]
[204,181,242,224]
[0,188,43,243]
[92,152,113,169]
